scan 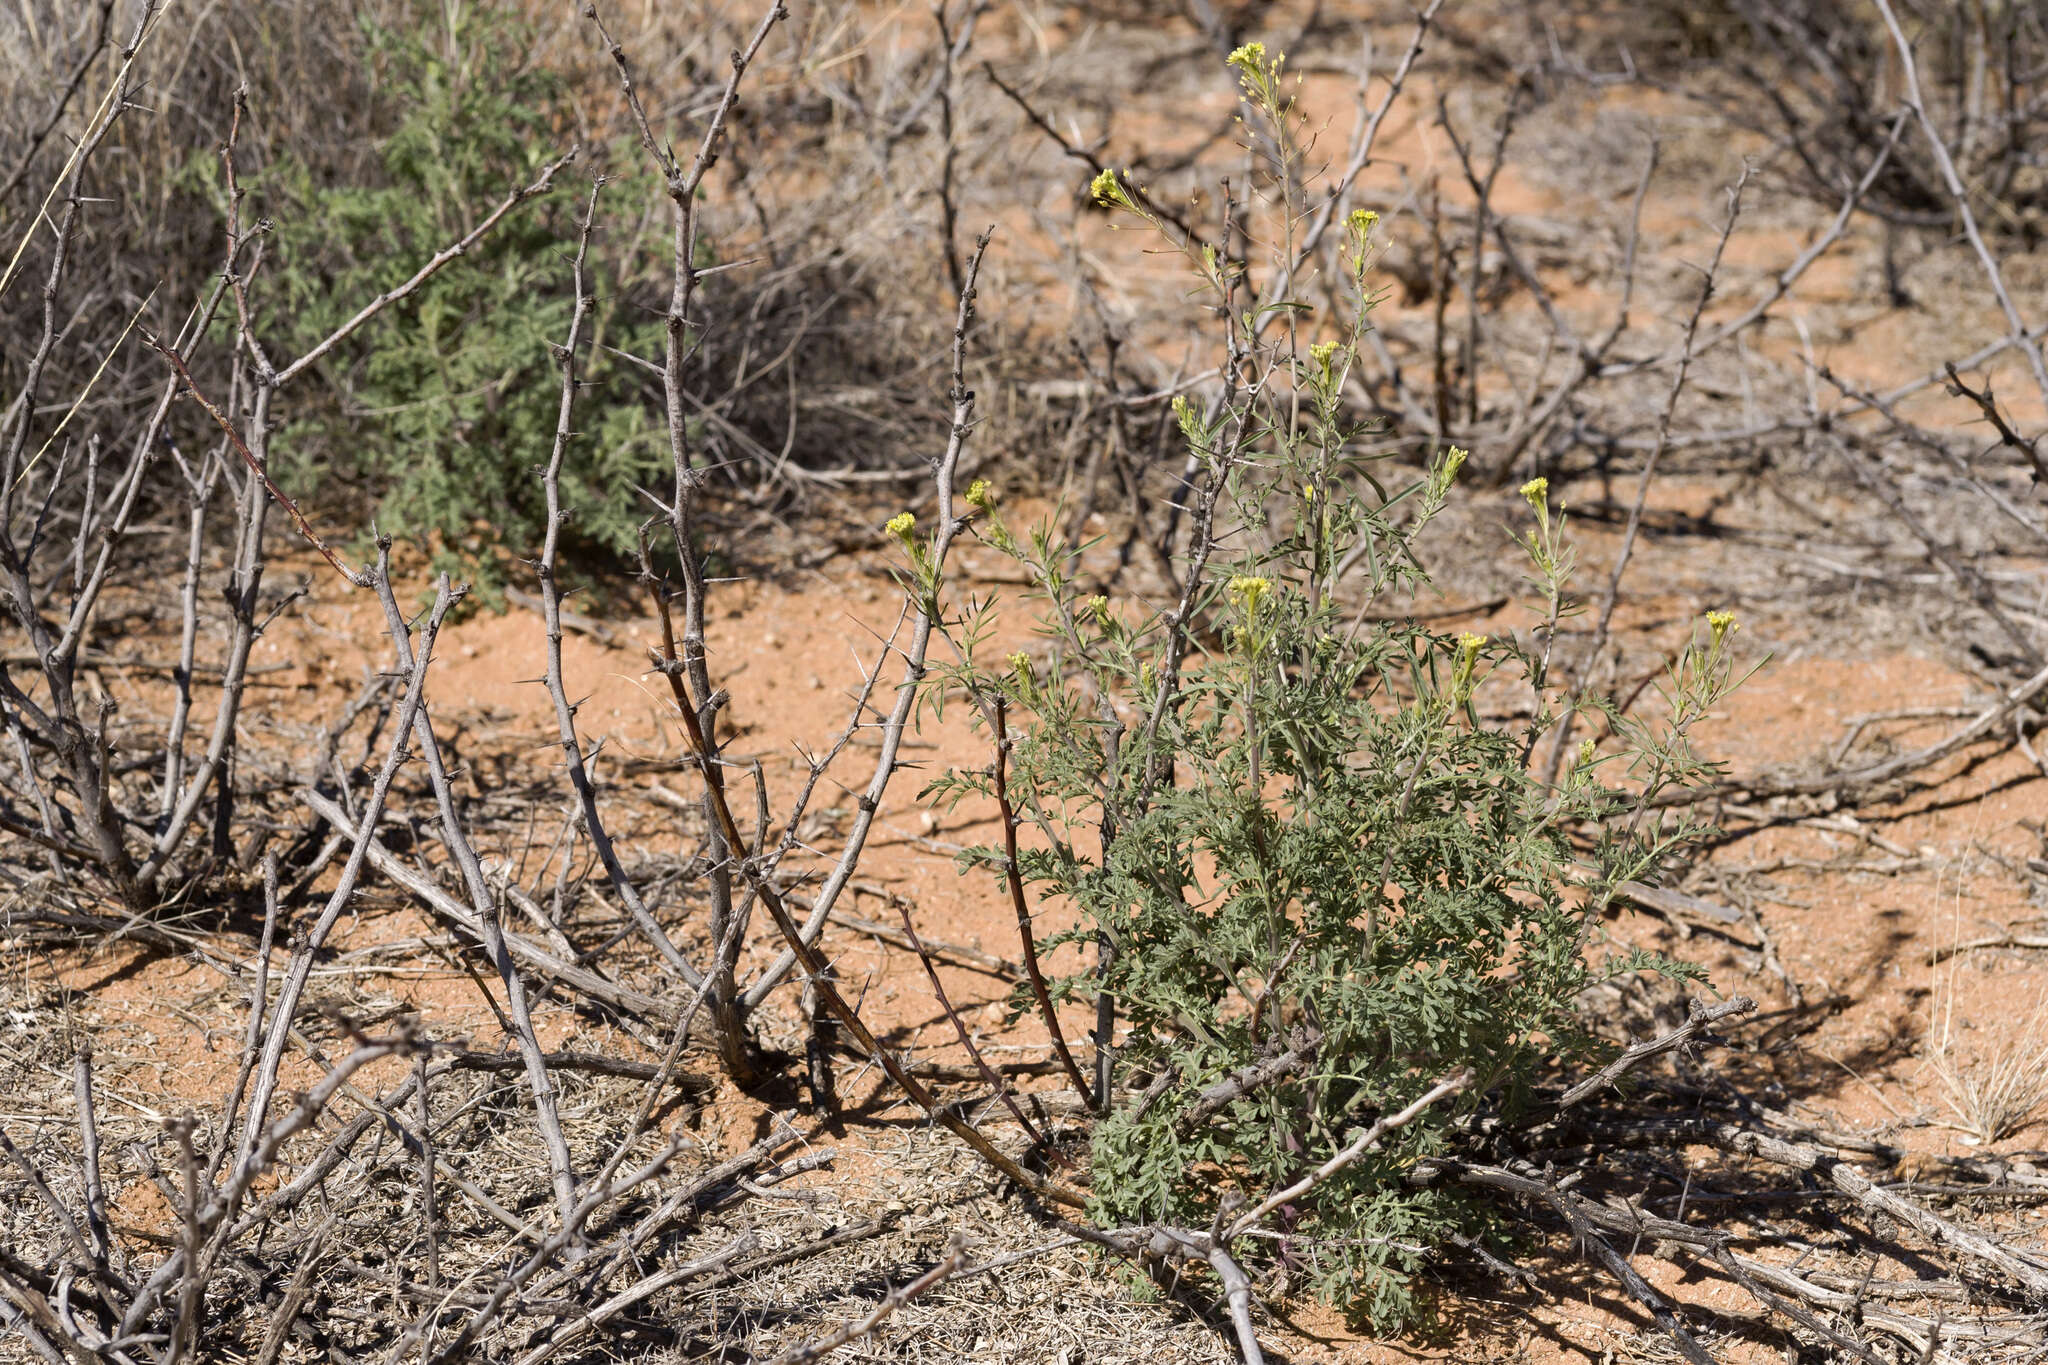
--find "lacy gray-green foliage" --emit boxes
[920,44,1746,1331]
[189,5,670,588]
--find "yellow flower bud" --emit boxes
[885,511,916,542]
[964,479,992,511]
[1452,632,1485,700]
[1172,393,1207,450]
[1519,477,1548,507]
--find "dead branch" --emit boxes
[532,175,708,1002]
[1574,1114,2048,1298]
[1696,657,2048,802]
[1225,1070,1473,1239]
[139,331,364,586]
[1175,1025,1323,1137]
[1558,996,1756,1109]
[834,895,1021,977]
[270,153,576,389]
[300,789,678,1024]
[886,857,1062,1157]
[1873,0,2048,417]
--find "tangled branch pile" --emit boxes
[3,2,2047,1362]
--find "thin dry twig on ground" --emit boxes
[1676,658,2048,804]
[1557,996,1756,1109]
[763,1235,974,1365]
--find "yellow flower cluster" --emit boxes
[885,511,915,542]
[1228,575,1272,614]
[1343,208,1380,282]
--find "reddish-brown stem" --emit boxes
[138,332,365,586]
[646,599,1086,1209]
[993,697,1096,1107]
[888,892,1069,1164]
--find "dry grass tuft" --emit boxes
[1924,982,2048,1146]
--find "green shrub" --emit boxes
[192,4,670,589]
[921,44,1747,1330]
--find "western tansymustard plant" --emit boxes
[915,45,1750,1329]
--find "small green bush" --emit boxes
[191,4,671,588]
[922,44,1747,1330]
